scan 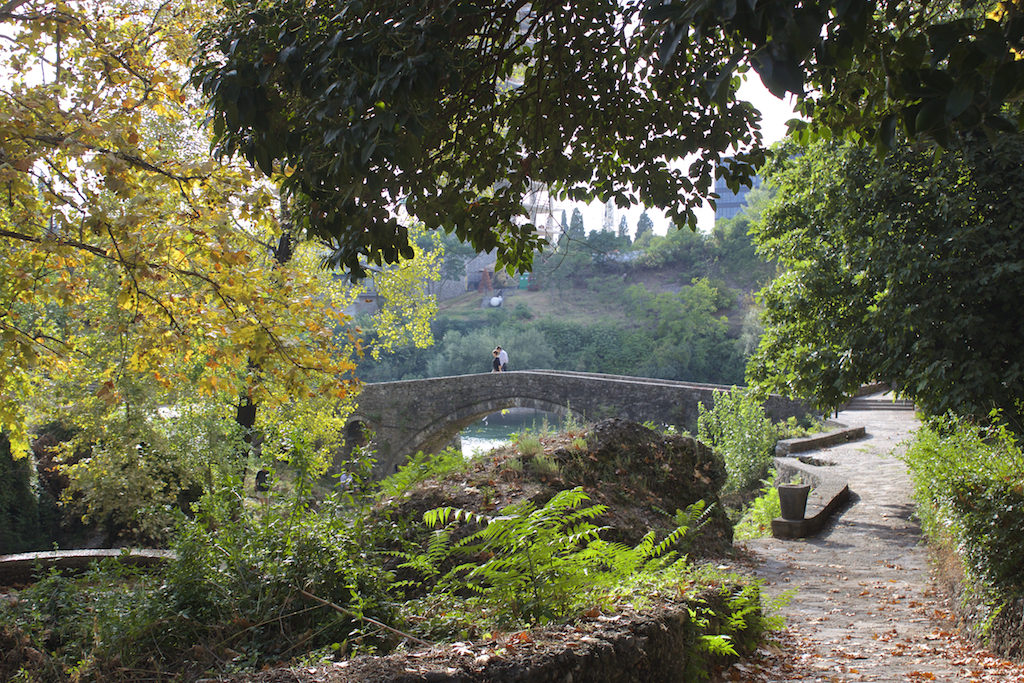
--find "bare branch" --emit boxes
[28,134,206,183]
[0,227,110,259]
[0,0,31,17]
[297,589,432,647]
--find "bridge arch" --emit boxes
[345,418,370,449]
[392,397,584,471]
[345,371,807,479]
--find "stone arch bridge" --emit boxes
[346,370,807,478]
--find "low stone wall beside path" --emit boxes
[770,424,866,539]
[775,424,866,457]
[0,548,174,585]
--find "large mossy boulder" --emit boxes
[380,418,735,559]
[557,418,732,550]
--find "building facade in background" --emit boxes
[522,181,564,242]
[713,158,762,224]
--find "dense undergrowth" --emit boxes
[1,414,783,682]
[697,388,779,495]
[903,413,1024,657]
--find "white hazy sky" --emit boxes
[572,75,799,235]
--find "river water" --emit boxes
[460,408,561,457]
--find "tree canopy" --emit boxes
[190,0,765,278]
[649,0,1024,148]
[748,136,1024,428]
[7,0,1024,459]
[191,0,1024,282]
[0,0,437,488]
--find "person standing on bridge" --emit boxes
[492,349,502,372]
[496,345,508,371]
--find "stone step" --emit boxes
[843,397,915,411]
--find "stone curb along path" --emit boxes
[719,396,1024,682]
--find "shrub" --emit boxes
[527,452,561,477]
[168,480,398,664]
[513,431,544,458]
[57,404,248,544]
[903,413,1024,591]
[697,388,779,494]
[2,432,399,680]
[0,554,220,681]
[733,472,782,541]
[512,302,532,320]
[1,493,398,680]
[775,415,826,440]
[377,447,468,501]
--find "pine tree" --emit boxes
[635,210,654,240]
[618,215,630,243]
[568,208,585,238]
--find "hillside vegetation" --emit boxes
[356,201,774,386]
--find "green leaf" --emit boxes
[945,84,973,119]
[914,98,946,134]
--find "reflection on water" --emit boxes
[460,408,560,457]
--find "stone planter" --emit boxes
[778,484,811,521]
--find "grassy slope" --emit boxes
[437,264,747,326]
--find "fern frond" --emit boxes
[546,487,590,510]
[631,530,657,562]
[653,525,690,558]
[563,504,609,525]
[701,634,737,656]
[425,527,453,566]
[378,448,469,500]
[641,552,681,575]
[423,506,453,527]
[563,524,605,547]
[424,506,492,528]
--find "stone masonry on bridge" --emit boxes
[345,370,808,479]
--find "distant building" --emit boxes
[464,251,498,292]
[522,181,563,242]
[714,159,762,223]
[348,279,383,316]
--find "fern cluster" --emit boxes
[398,487,711,628]
[376,447,469,501]
[733,471,783,541]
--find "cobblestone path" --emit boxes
[716,400,1024,682]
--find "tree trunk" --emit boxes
[233,203,294,485]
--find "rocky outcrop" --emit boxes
[557,418,732,550]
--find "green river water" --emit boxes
[459,408,561,457]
